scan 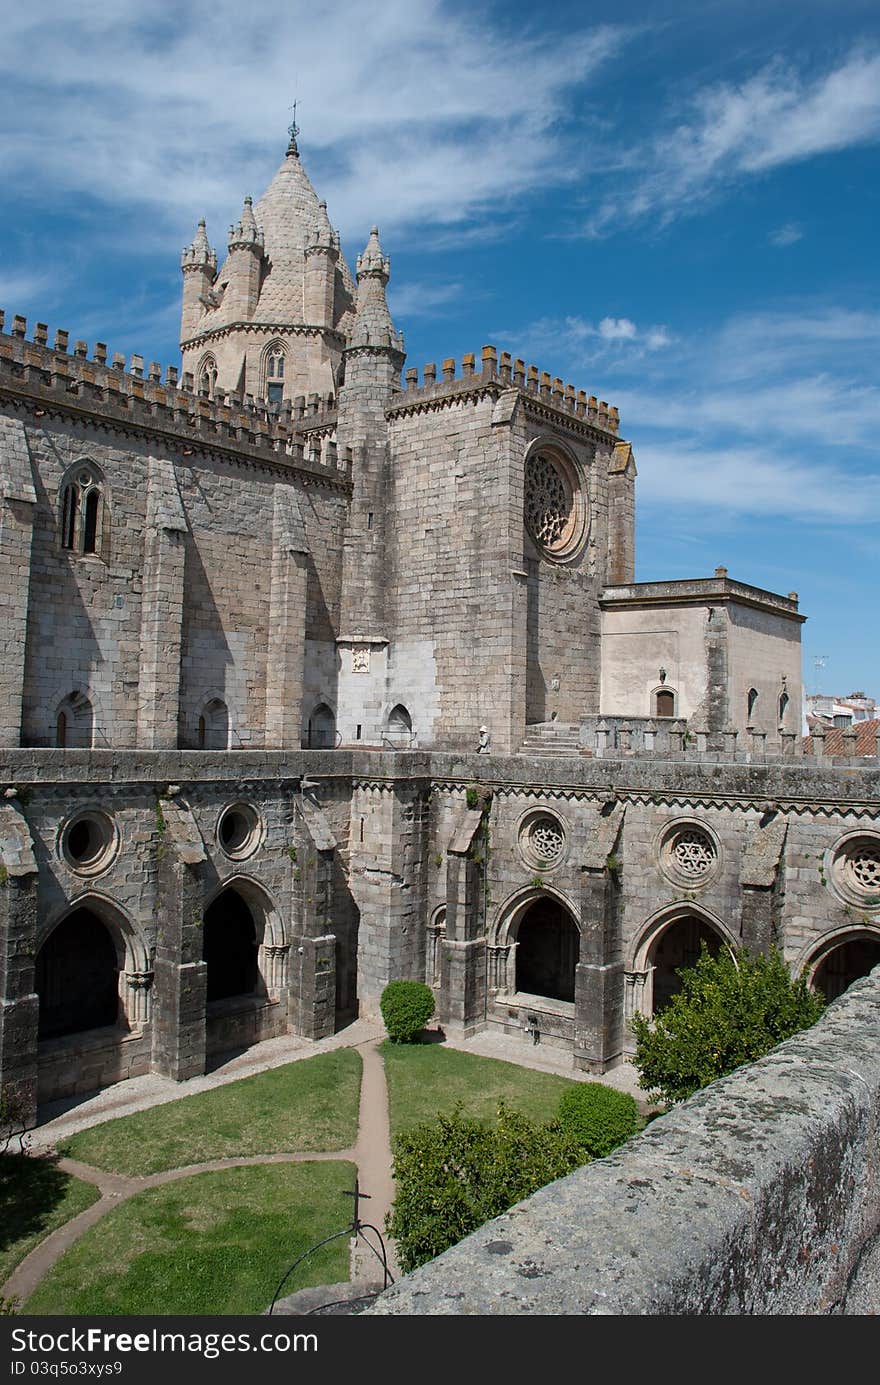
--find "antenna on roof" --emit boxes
[287,99,300,156]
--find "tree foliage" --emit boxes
[380,980,436,1043]
[387,1103,585,1272]
[631,944,825,1106]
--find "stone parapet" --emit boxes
[391,345,619,436]
[0,316,348,486]
[369,967,880,1314]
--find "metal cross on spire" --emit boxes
[287,99,300,154]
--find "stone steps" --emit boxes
[520,723,586,756]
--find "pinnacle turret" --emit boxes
[181,218,217,273]
[350,226,403,352]
[356,226,389,283]
[228,196,263,251]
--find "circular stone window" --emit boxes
[523,449,587,562]
[518,810,567,871]
[216,803,262,860]
[658,821,719,889]
[829,834,880,909]
[59,809,118,876]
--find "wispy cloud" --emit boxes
[0,3,628,245]
[769,222,803,246]
[389,280,465,319]
[635,441,880,522]
[587,46,880,232]
[494,313,674,373]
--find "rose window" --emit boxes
[525,453,571,550]
[671,829,714,879]
[658,821,719,888]
[830,836,880,907]
[529,816,564,864]
[518,810,567,870]
[851,848,880,892]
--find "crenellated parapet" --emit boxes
[391,344,620,435]
[0,309,349,484]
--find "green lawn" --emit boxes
[58,1049,362,1176]
[0,1154,99,1287]
[26,1161,355,1316]
[381,1041,578,1137]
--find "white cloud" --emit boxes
[769,222,803,246]
[587,46,880,231]
[495,313,674,375]
[0,3,628,244]
[635,442,880,522]
[598,316,638,341]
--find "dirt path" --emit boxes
[3,1037,397,1308]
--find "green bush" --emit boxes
[380,980,436,1043]
[556,1082,639,1157]
[387,1103,585,1272]
[631,944,825,1106]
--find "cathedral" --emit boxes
[0,129,878,1124]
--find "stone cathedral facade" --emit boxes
[1,131,878,1123]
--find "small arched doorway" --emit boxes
[199,698,229,750]
[55,692,94,748]
[307,703,336,749]
[811,933,880,1002]
[203,887,259,1002]
[649,914,724,1014]
[654,688,676,718]
[515,897,580,1003]
[386,704,413,746]
[35,908,120,1039]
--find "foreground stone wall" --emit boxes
[369,967,880,1315]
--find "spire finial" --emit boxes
[287,99,300,156]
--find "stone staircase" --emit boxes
[520,722,586,757]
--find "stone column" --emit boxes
[264,488,309,749]
[0,876,39,1129]
[123,971,153,1027]
[0,800,39,1126]
[138,457,187,749]
[348,777,430,1009]
[0,419,36,747]
[440,811,487,1037]
[151,852,207,1082]
[573,867,624,1072]
[287,798,338,1040]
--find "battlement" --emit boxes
[0,309,346,480]
[391,344,620,434]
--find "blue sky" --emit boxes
[1,0,878,699]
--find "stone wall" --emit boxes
[368,967,880,1315]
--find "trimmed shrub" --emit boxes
[631,943,825,1106]
[387,1103,585,1272]
[556,1082,640,1157]
[380,980,436,1044]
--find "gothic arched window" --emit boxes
[747,687,759,722]
[60,464,106,558]
[198,355,218,399]
[266,347,285,405]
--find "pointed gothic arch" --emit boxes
[36,895,151,1038]
[59,459,108,559]
[798,925,880,1003]
[627,903,737,1019]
